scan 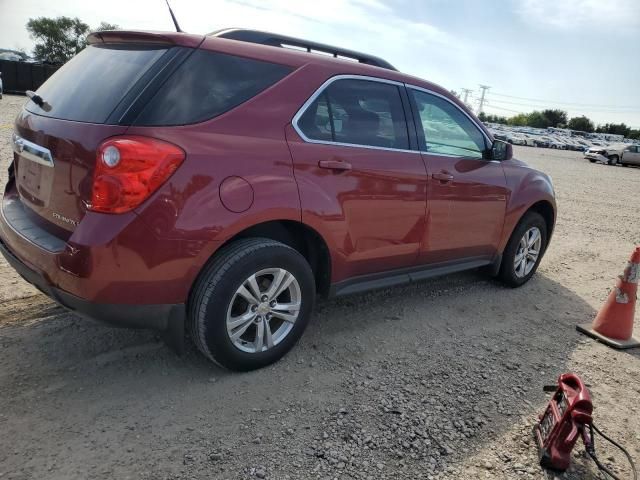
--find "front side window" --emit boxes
[410,89,487,159]
[297,78,409,150]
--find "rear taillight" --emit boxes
[90,136,185,214]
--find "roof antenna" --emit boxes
[165,0,183,32]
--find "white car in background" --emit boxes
[620,145,640,166]
[584,143,627,165]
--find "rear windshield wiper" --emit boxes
[26,90,52,112]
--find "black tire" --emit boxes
[588,159,597,163]
[498,211,547,287]
[608,155,619,166]
[188,238,315,371]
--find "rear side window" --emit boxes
[25,45,168,123]
[297,79,409,150]
[134,50,292,126]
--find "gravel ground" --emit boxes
[1,93,639,480]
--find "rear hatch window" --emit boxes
[10,43,293,239]
[25,44,169,124]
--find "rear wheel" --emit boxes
[189,238,315,371]
[608,155,619,166]
[499,212,547,287]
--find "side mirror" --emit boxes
[491,139,513,161]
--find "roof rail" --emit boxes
[208,29,397,71]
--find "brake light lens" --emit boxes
[90,136,185,214]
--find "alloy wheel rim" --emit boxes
[226,268,301,354]
[514,227,542,278]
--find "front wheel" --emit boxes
[188,238,315,371]
[499,212,547,287]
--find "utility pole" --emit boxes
[461,88,473,106]
[477,85,490,114]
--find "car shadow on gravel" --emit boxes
[0,270,604,479]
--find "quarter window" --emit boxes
[297,79,409,150]
[410,89,487,159]
[134,50,292,126]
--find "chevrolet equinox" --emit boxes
[0,29,556,370]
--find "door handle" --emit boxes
[318,160,352,171]
[432,171,454,182]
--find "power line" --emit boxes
[461,88,473,105]
[484,105,526,114]
[477,85,490,114]
[489,92,640,109]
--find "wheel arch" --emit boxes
[498,198,556,259]
[527,200,556,243]
[189,220,332,300]
[492,199,555,278]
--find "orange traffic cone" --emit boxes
[576,247,640,349]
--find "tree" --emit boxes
[596,123,631,137]
[478,113,508,124]
[527,111,549,128]
[541,109,568,128]
[26,16,118,64]
[567,115,595,133]
[95,22,119,32]
[508,113,529,126]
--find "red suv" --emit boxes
[0,29,556,370]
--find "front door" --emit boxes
[286,77,428,281]
[408,88,509,264]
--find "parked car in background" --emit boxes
[584,144,627,165]
[533,137,549,148]
[505,133,527,145]
[620,145,640,166]
[0,29,557,370]
[542,136,566,149]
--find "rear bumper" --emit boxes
[0,236,184,330]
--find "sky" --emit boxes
[1,0,639,127]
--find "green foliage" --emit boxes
[483,106,634,138]
[596,123,631,137]
[26,16,119,64]
[478,112,507,124]
[95,22,119,32]
[567,116,595,133]
[508,113,529,126]
[527,111,548,128]
[541,109,568,128]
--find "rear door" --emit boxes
[286,77,428,280]
[11,43,176,233]
[407,87,508,264]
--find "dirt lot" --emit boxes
[1,93,639,480]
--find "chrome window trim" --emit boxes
[11,133,54,167]
[291,74,419,154]
[291,74,495,158]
